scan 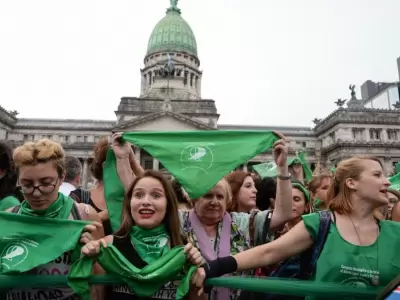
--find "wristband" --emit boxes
[203,256,238,279]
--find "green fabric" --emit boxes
[19,193,74,219]
[0,196,20,211]
[130,225,169,264]
[253,152,312,180]
[395,162,400,174]
[389,172,400,191]
[297,151,313,182]
[121,130,280,199]
[0,211,89,274]
[292,182,310,202]
[67,244,196,300]
[103,149,126,232]
[0,275,380,298]
[313,198,323,211]
[302,213,400,300]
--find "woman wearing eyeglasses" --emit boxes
[5,139,103,300]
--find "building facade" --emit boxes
[1,0,400,185]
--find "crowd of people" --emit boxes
[0,130,399,300]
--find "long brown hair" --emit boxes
[225,171,251,212]
[328,156,382,215]
[114,170,184,247]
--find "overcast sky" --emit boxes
[0,0,400,127]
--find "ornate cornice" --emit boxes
[113,111,215,131]
[313,108,400,135]
[321,140,400,154]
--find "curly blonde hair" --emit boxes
[13,139,65,177]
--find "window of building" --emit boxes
[77,136,82,143]
[65,135,70,142]
[369,129,381,140]
[144,159,153,170]
[387,129,398,140]
[84,136,88,142]
[23,134,28,140]
[352,128,364,140]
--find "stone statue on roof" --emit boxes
[170,0,178,8]
[349,84,356,98]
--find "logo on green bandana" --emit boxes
[180,144,214,173]
[0,237,38,270]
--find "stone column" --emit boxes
[82,158,89,189]
[243,163,248,172]
[153,158,159,171]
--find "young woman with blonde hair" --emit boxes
[5,139,103,299]
[193,156,400,298]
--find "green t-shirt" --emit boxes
[303,213,400,299]
[0,196,20,211]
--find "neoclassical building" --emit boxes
[1,0,400,185]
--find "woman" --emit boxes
[71,134,143,235]
[82,170,205,300]
[179,137,293,300]
[0,141,23,211]
[257,180,312,281]
[308,174,332,211]
[5,139,103,300]
[225,171,257,213]
[194,156,400,299]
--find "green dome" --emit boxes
[146,2,198,58]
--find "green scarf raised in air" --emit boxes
[130,225,169,264]
[0,201,89,274]
[121,130,280,198]
[18,192,74,219]
[104,130,280,232]
[68,245,197,300]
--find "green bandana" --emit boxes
[0,212,89,274]
[121,130,280,199]
[253,151,313,182]
[292,182,310,202]
[313,198,323,210]
[0,196,20,211]
[389,172,400,191]
[67,245,196,300]
[130,225,169,264]
[19,193,74,219]
[104,149,126,232]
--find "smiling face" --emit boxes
[130,177,168,229]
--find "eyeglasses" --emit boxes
[20,178,59,195]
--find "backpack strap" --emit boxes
[249,210,259,247]
[261,210,273,244]
[69,188,91,205]
[71,203,82,220]
[300,210,331,279]
[80,189,91,205]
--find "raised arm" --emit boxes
[112,132,134,191]
[192,221,313,294]
[269,133,292,230]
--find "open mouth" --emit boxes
[380,189,388,197]
[138,209,155,218]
